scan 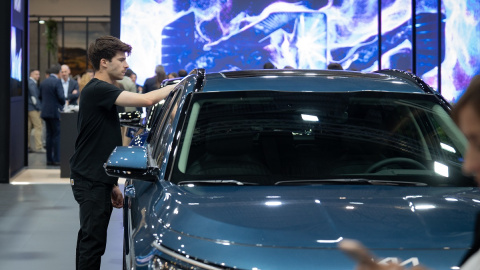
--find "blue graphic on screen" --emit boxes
[120,0,480,103]
[162,11,327,72]
[11,26,22,81]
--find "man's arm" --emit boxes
[68,80,79,100]
[115,85,174,107]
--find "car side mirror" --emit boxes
[104,146,158,182]
[119,111,144,128]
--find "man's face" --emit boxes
[458,104,480,186]
[30,70,40,81]
[106,51,129,81]
[61,66,70,80]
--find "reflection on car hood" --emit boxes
[151,185,479,268]
[156,185,479,249]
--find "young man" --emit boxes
[452,75,480,269]
[69,36,173,270]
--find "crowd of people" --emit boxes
[27,61,189,164]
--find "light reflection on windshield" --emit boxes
[172,91,474,187]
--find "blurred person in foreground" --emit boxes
[338,75,480,270]
[69,36,174,270]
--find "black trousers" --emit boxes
[71,178,113,270]
[43,117,60,163]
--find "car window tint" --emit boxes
[149,90,179,154]
[152,89,183,170]
[170,91,473,187]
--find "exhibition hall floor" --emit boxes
[1,152,123,270]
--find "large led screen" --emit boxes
[120,0,380,83]
[440,0,480,102]
[120,0,480,103]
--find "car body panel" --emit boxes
[202,70,426,93]
[110,69,477,270]
[127,182,478,269]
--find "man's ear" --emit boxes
[100,58,108,68]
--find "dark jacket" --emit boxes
[39,75,66,119]
[28,78,42,111]
[63,78,80,105]
[143,76,158,94]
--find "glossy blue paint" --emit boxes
[130,182,478,269]
[113,69,477,270]
[105,146,148,170]
[203,70,426,94]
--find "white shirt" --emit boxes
[61,78,69,99]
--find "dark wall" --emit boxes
[0,0,11,183]
[0,0,29,183]
[110,0,120,38]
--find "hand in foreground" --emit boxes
[111,185,124,208]
[338,239,428,270]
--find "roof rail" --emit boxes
[374,69,436,93]
[375,69,451,108]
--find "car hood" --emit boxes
[153,185,479,250]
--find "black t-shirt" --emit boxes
[70,78,123,184]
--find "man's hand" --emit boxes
[338,239,428,270]
[111,185,124,208]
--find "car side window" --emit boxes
[148,89,179,151]
[151,87,183,171]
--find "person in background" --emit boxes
[143,64,167,94]
[128,70,142,93]
[27,69,45,153]
[60,64,80,105]
[78,69,94,92]
[117,68,138,146]
[39,64,65,166]
[178,69,188,77]
[337,75,480,270]
[167,72,178,79]
[69,36,173,270]
[327,62,344,70]
[263,62,275,69]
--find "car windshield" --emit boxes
[170,91,474,187]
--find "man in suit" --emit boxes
[60,64,80,105]
[39,64,65,166]
[27,69,45,153]
[143,64,166,94]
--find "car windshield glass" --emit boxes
[170,91,473,187]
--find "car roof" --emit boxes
[198,69,429,94]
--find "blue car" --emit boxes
[106,69,478,270]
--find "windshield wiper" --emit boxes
[178,180,259,186]
[274,179,427,186]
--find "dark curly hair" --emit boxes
[87,36,132,71]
